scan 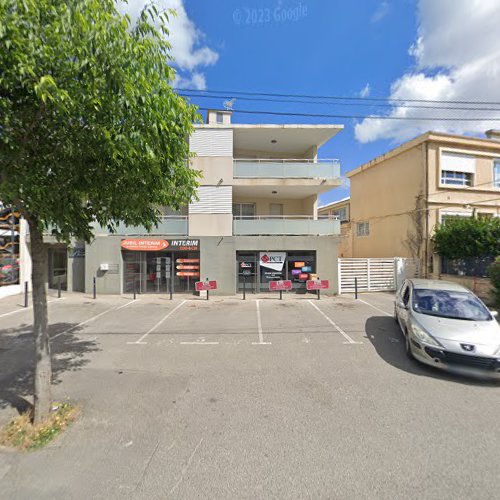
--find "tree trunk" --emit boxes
[28,219,52,424]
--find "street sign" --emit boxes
[306,279,330,291]
[269,280,292,291]
[195,280,217,291]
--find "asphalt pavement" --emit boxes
[0,291,499,499]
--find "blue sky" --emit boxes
[123,1,500,206]
[180,0,417,205]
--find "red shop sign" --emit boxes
[269,280,292,291]
[306,279,330,291]
[195,280,217,291]
[121,239,169,252]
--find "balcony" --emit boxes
[233,159,340,179]
[97,216,188,236]
[233,216,340,236]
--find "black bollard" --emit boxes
[24,281,28,308]
[93,276,96,300]
[355,277,358,299]
[58,276,61,299]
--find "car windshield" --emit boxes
[412,289,492,321]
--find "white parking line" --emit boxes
[308,300,362,345]
[252,299,271,345]
[0,297,64,319]
[180,341,219,345]
[52,299,137,340]
[128,300,187,345]
[358,298,392,317]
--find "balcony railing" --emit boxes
[233,215,340,236]
[233,159,340,179]
[96,216,188,236]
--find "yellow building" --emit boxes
[319,130,500,279]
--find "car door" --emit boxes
[396,281,411,331]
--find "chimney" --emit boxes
[485,129,500,141]
[206,109,232,125]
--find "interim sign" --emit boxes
[306,279,330,291]
[269,280,292,291]
[195,280,217,291]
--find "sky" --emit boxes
[119,0,500,206]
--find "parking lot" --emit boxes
[0,291,499,499]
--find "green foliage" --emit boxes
[488,258,500,305]
[432,217,500,259]
[0,0,201,240]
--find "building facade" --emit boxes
[337,130,500,276]
[77,110,343,295]
[318,197,351,258]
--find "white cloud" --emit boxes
[355,0,500,143]
[117,0,218,86]
[358,83,371,98]
[174,71,207,90]
[371,1,390,23]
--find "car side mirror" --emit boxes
[490,310,498,318]
[397,300,407,310]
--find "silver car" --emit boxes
[395,279,500,378]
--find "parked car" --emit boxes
[395,279,500,378]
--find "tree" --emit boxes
[0,0,200,423]
[432,217,500,260]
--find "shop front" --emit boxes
[236,250,316,293]
[121,238,200,294]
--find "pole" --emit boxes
[24,281,28,308]
[243,274,246,300]
[133,279,136,300]
[317,288,320,301]
[169,259,173,300]
[355,277,358,300]
[58,276,61,299]
[280,289,282,300]
[206,278,209,301]
[93,276,96,300]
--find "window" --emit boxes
[333,206,348,222]
[440,211,471,225]
[356,221,369,237]
[494,159,500,188]
[440,170,472,186]
[216,112,223,124]
[232,203,256,218]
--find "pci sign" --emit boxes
[269,280,292,291]
[195,280,217,291]
[306,279,330,291]
[120,239,169,252]
[259,252,286,271]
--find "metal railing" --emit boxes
[233,158,340,179]
[97,216,189,236]
[233,215,340,236]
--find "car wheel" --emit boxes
[405,331,414,360]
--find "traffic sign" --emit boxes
[269,280,292,291]
[195,280,217,291]
[306,279,330,291]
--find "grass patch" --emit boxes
[0,402,78,451]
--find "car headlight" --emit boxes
[410,321,442,347]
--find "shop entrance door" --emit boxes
[236,252,258,293]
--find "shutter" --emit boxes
[441,152,476,173]
[189,129,233,157]
[189,186,232,214]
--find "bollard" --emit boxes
[280,289,283,301]
[170,276,173,301]
[58,276,61,299]
[206,278,209,301]
[93,276,96,300]
[133,280,136,300]
[243,274,246,300]
[24,281,28,308]
[317,288,320,301]
[355,277,358,300]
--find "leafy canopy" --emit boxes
[0,0,200,240]
[432,217,500,259]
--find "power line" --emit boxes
[180,92,500,112]
[197,107,500,122]
[176,87,500,106]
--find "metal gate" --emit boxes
[338,258,420,293]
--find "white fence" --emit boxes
[338,258,420,294]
